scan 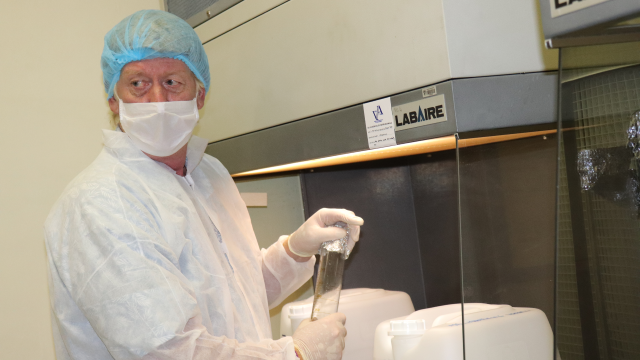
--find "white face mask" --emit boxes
[119,98,199,157]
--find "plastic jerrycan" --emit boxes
[281,288,415,360]
[374,303,554,360]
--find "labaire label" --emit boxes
[393,94,447,132]
[549,0,610,18]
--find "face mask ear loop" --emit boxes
[113,85,125,129]
[118,98,126,125]
[193,97,200,121]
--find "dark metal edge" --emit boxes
[182,0,243,28]
[539,0,640,40]
[206,72,558,175]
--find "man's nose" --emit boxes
[147,83,168,103]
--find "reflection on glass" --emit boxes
[557,43,640,360]
[457,131,557,360]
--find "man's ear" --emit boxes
[108,96,119,115]
[196,88,206,110]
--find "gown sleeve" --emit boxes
[261,236,316,309]
[197,154,316,311]
[142,313,297,360]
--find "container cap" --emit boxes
[388,319,427,336]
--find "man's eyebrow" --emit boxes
[120,70,148,77]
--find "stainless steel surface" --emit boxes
[165,0,243,27]
[205,103,368,175]
[538,0,640,41]
[453,72,558,132]
[393,82,458,145]
[205,72,558,175]
[546,20,640,49]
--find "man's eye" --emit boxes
[131,81,142,87]
[166,79,176,86]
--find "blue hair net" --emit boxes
[101,10,210,98]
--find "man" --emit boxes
[45,10,363,360]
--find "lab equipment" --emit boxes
[101,9,210,98]
[311,222,349,321]
[44,129,314,359]
[373,303,553,360]
[196,0,553,145]
[282,288,415,360]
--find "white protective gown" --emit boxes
[44,129,315,360]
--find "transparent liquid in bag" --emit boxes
[311,222,350,321]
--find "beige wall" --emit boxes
[0,1,161,358]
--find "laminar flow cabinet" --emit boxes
[164,1,567,358]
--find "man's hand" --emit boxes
[293,313,347,360]
[287,209,363,258]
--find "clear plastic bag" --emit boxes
[311,222,350,321]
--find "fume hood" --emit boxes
[185,1,565,358]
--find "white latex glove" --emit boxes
[293,313,347,360]
[288,208,364,257]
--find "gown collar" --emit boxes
[102,128,209,175]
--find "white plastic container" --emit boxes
[374,303,554,360]
[287,303,313,334]
[281,288,414,360]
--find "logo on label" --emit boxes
[549,0,610,18]
[395,105,444,127]
[372,105,384,123]
[554,0,587,9]
[363,97,396,149]
[392,94,448,132]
